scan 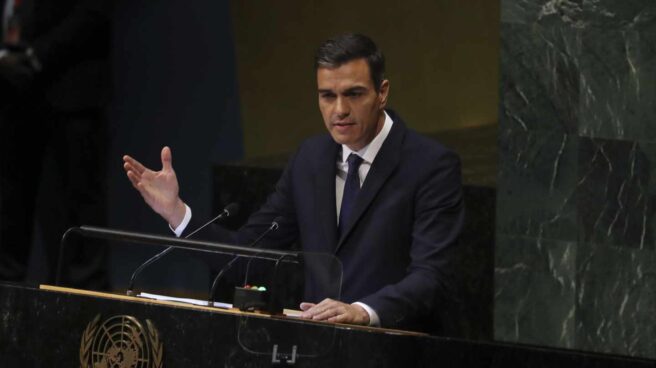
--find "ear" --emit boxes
[378,79,390,108]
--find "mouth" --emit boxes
[332,122,355,134]
[332,121,355,127]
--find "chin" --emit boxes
[329,133,351,146]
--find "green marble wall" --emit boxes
[496,0,656,359]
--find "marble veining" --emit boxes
[538,0,616,28]
[500,24,580,133]
[577,138,655,250]
[578,27,656,141]
[497,130,578,242]
[495,236,577,348]
[498,0,656,360]
[575,243,656,357]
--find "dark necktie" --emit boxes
[338,153,364,237]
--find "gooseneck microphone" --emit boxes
[126,202,240,296]
[208,216,282,306]
[185,202,240,239]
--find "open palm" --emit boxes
[123,146,186,226]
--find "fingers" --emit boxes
[126,170,141,189]
[161,146,173,172]
[328,303,368,324]
[299,299,369,325]
[122,147,170,175]
[124,162,142,180]
[123,151,162,190]
[312,305,345,321]
[123,155,153,196]
[327,314,349,323]
[123,155,147,175]
[299,302,315,311]
[299,299,328,319]
[123,156,146,191]
[126,171,153,203]
[300,298,342,320]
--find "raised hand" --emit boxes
[123,146,187,227]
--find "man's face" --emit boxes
[317,58,389,151]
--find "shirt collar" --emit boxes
[341,111,393,164]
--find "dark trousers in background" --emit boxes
[0,97,109,290]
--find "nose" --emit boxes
[335,96,349,118]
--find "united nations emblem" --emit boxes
[80,314,163,368]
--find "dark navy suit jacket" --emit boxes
[188,110,465,332]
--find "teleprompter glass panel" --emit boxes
[237,251,342,359]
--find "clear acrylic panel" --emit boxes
[237,251,343,360]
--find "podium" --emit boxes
[0,283,653,367]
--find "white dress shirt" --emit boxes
[173,111,394,327]
[335,112,393,222]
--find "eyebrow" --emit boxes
[344,86,367,93]
[317,86,368,94]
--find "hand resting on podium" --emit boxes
[300,298,370,325]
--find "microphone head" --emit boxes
[271,216,283,230]
[224,202,240,217]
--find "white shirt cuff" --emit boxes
[169,204,192,237]
[352,302,380,327]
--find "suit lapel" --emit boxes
[335,115,406,252]
[314,139,339,253]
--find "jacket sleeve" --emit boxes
[182,150,301,250]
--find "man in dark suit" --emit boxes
[0,0,112,289]
[123,34,464,332]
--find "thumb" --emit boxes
[161,146,173,171]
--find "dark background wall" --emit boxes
[230,0,500,159]
[107,0,243,293]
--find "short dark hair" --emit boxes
[315,33,386,91]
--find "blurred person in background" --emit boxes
[0,0,113,290]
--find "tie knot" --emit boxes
[347,153,363,169]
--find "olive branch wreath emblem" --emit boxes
[80,314,163,368]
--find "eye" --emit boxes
[345,91,364,98]
[320,92,336,100]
